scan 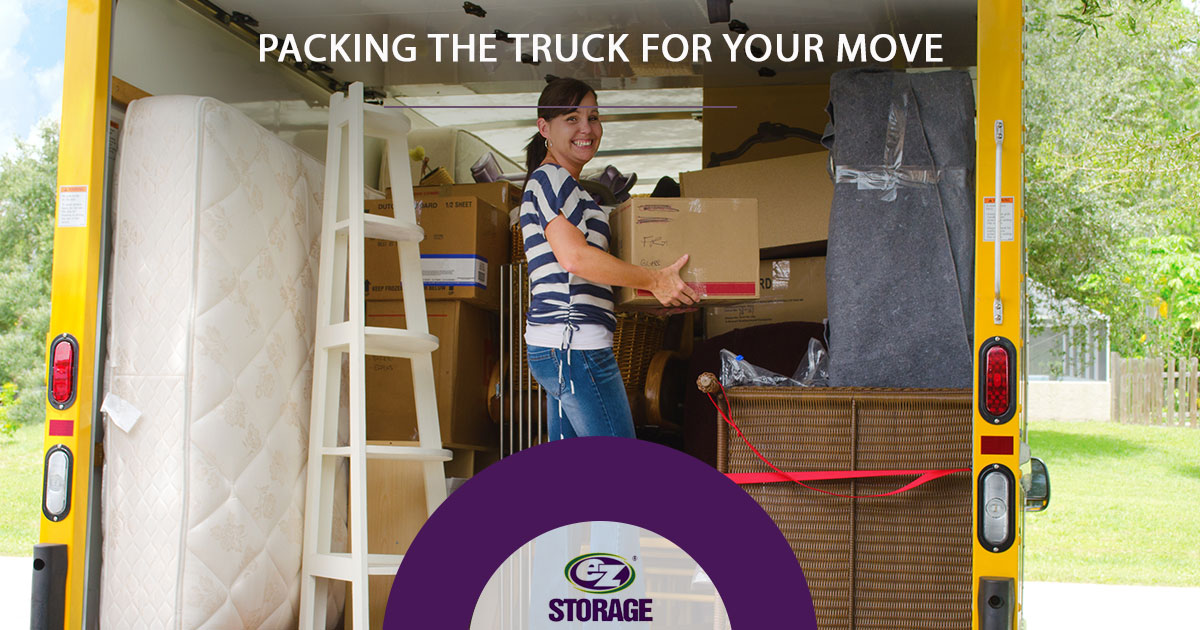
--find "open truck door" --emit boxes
[36,1,1043,628]
[33,2,113,628]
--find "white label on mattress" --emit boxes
[982,197,1015,242]
[421,255,488,288]
[58,185,88,228]
[101,392,142,433]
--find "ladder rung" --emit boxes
[335,214,423,243]
[304,552,407,579]
[320,322,439,357]
[368,553,406,575]
[305,552,356,581]
[364,104,412,138]
[320,445,452,462]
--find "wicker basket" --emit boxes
[613,312,668,424]
[511,223,525,264]
[506,257,669,411]
[716,388,973,630]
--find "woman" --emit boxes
[520,77,697,441]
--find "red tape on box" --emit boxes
[636,282,757,298]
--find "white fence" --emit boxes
[1109,354,1199,426]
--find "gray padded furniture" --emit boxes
[822,69,975,388]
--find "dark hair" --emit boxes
[524,77,597,180]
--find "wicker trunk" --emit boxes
[716,388,973,630]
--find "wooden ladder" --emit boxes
[298,82,450,629]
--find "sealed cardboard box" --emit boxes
[365,300,498,449]
[680,152,832,254]
[414,181,522,212]
[365,195,509,310]
[610,198,759,307]
[705,257,827,338]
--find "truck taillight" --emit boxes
[978,464,1015,553]
[42,445,73,521]
[48,335,78,410]
[978,337,1016,423]
[984,346,1009,416]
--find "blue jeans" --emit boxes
[526,346,636,440]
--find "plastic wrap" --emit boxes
[719,349,801,388]
[718,341,829,389]
[830,83,966,202]
[792,338,829,387]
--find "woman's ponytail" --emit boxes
[524,131,548,183]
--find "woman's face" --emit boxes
[539,92,602,173]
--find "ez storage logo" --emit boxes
[565,553,635,594]
[549,553,653,622]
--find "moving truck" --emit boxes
[36,0,1046,628]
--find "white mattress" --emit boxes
[103,95,335,629]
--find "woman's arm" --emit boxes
[545,215,698,307]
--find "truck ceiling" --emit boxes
[114,0,978,192]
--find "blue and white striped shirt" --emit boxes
[521,164,617,337]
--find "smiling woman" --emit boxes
[517,77,695,442]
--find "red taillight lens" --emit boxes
[51,340,75,405]
[984,345,1010,417]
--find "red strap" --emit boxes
[708,384,968,499]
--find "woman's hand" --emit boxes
[649,254,699,307]
[543,217,699,306]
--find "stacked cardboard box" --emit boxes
[609,197,759,308]
[364,300,498,450]
[364,193,509,310]
[680,151,832,256]
[705,257,827,338]
[413,181,521,214]
[680,152,833,336]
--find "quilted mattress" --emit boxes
[102,95,332,628]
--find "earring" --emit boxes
[545,138,551,148]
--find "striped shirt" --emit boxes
[521,163,617,336]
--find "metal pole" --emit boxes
[499,263,506,458]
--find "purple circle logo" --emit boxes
[565,553,635,594]
[385,437,817,629]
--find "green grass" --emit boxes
[1025,420,1200,586]
[0,422,44,556]
[0,418,1197,584]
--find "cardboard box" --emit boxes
[366,447,478,630]
[680,152,832,254]
[365,300,498,449]
[705,257,827,338]
[365,195,509,310]
[413,181,522,213]
[610,198,759,307]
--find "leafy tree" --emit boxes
[0,123,57,434]
[1026,0,1200,358]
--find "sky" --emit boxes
[0,0,66,158]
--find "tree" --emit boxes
[0,123,57,435]
[1025,0,1200,358]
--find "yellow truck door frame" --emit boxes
[974,1,1025,629]
[33,1,113,628]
